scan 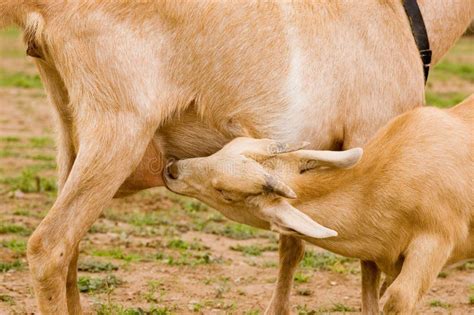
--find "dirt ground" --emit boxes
[0,27,473,314]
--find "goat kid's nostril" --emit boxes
[166,161,179,180]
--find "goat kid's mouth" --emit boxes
[163,159,181,189]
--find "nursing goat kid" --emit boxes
[164,95,474,314]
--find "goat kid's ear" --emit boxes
[257,200,337,239]
[293,148,363,172]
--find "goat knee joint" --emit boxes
[27,231,69,281]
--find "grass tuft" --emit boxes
[294,273,311,284]
[77,275,122,293]
[429,300,451,309]
[96,303,172,315]
[78,260,119,273]
[426,91,469,108]
[28,136,54,148]
[1,239,27,254]
[230,243,277,256]
[0,260,23,272]
[0,69,42,88]
[91,248,142,262]
[0,223,32,236]
[0,294,15,305]
[0,167,57,193]
[300,251,357,274]
[157,251,218,266]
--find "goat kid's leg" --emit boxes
[27,112,158,314]
[360,260,381,315]
[383,235,452,314]
[265,235,305,315]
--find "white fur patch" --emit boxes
[276,4,310,142]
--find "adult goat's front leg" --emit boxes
[265,235,305,315]
[27,112,158,314]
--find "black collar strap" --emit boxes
[402,0,432,84]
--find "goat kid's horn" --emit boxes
[241,139,310,162]
[259,200,337,239]
[267,140,311,155]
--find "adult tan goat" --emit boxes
[164,95,474,314]
[0,0,472,314]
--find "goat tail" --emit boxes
[0,0,45,57]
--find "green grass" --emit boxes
[28,154,55,162]
[0,136,20,143]
[457,261,474,271]
[0,165,57,193]
[426,91,469,108]
[0,27,21,38]
[297,303,356,314]
[0,149,20,158]
[294,272,311,284]
[167,239,207,251]
[0,223,31,236]
[28,136,54,148]
[1,239,27,254]
[77,260,119,273]
[432,61,474,82]
[230,244,263,256]
[230,243,277,256]
[181,199,209,213]
[128,212,167,227]
[209,223,259,240]
[470,284,474,305]
[95,303,172,315]
[0,48,24,58]
[0,294,15,305]
[91,248,142,262]
[77,274,122,293]
[12,208,46,219]
[429,299,451,309]
[143,280,165,303]
[330,303,356,312]
[0,260,23,272]
[157,251,217,266]
[0,69,42,88]
[300,251,357,274]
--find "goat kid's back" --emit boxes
[360,95,474,263]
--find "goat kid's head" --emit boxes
[164,137,362,239]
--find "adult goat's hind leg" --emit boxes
[265,235,305,315]
[27,111,160,314]
[383,235,452,314]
